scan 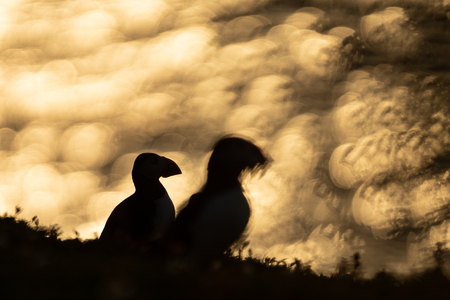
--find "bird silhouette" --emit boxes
[167,136,268,265]
[100,153,181,252]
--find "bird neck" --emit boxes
[134,179,166,200]
[202,172,242,194]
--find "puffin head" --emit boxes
[207,136,268,181]
[132,153,181,188]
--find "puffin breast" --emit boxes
[149,193,176,240]
[195,187,250,232]
[186,186,250,260]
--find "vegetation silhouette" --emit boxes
[100,153,181,252]
[1,210,450,300]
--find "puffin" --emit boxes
[100,153,181,251]
[167,136,268,265]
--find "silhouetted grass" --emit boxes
[1,212,449,300]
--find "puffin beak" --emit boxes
[251,150,272,179]
[161,158,182,178]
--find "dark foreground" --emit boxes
[1,214,449,300]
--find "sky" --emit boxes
[0,0,450,277]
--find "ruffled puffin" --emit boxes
[168,136,267,265]
[100,153,181,251]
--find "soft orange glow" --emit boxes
[360,7,420,60]
[60,123,117,168]
[0,0,449,277]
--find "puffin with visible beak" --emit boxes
[168,136,268,265]
[100,153,181,251]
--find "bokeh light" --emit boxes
[1,0,450,277]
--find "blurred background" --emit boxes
[1,0,450,277]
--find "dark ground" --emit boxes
[1,213,449,300]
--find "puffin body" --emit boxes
[169,136,267,264]
[175,185,251,263]
[100,153,181,250]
